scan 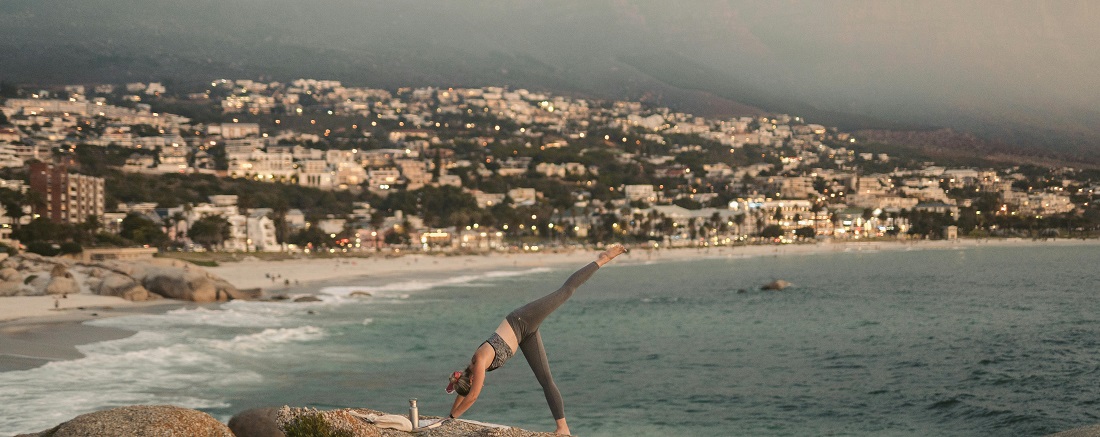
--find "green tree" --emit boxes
[59,241,83,255]
[120,213,168,247]
[384,229,410,245]
[26,241,60,257]
[0,188,25,230]
[760,224,784,239]
[14,218,65,244]
[795,226,816,239]
[289,225,332,249]
[76,216,101,246]
[188,215,231,250]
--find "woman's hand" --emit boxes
[596,243,628,266]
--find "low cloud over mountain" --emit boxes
[2,1,1096,160]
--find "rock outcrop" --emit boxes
[1047,423,1100,437]
[45,265,80,296]
[0,254,255,303]
[20,404,555,437]
[228,407,286,437]
[95,273,155,301]
[16,405,233,437]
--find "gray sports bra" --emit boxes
[483,333,514,371]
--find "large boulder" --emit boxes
[136,266,240,302]
[143,269,220,302]
[20,405,233,437]
[45,265,80,296]
[0,267,20,282]
[275,406,382,437]
[24,273,50,296]
[96,273,154,301]
[0,255,249,303]
[0,280,31,297]
[229,407,286,437]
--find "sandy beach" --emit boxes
[202,237,1100,291]
[1,238,1097,373]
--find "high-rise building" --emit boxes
[28,161,105,224]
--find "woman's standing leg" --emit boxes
[519,329,569,433]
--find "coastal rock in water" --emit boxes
[294,296,322,302]
[214,276,260,300]
[349,291,372,297]
[228,407,286,437]
[20,405,233,437]
[761,279,792,291]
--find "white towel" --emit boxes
[347,411,413,432]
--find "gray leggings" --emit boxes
[505,261,600,420]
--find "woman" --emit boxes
[445,244,628,435]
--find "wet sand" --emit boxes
[0,300,187,372]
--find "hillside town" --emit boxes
[0,79,1096,255]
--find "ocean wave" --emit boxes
[89,304,299,329]
[319,267,552,298]
[204,326,325,353]
[0,335,260,435]
[0,315,327,434]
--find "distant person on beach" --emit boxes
[445,244,628,435]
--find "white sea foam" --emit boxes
[319,267,551,298]
[89,304,298,330]
[0,332,257,435]
[204,326,325,353]
[0,317,327,434]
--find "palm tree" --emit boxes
[734,213,746,240]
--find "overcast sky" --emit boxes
[3,0,1098,151]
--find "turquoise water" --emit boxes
[2,244,1099,436]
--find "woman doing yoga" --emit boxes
[445,244,628,435]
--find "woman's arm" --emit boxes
[449,351,490,419]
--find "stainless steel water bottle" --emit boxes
[409,398,419,428]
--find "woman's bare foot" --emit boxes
[554,418,570,435]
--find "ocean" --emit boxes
[1,243,1098,436]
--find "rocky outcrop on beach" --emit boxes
[21,404,553,437]
[1047,423,1100,437]
[271,406,557,437]
[228,407,286,437]
[0,254,259,303]
[15,405,233,437]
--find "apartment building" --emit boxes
[28,162,105,224]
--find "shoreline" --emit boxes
[1,237,1096,373]
[207,237,1100,292]
[0,300,187,372]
